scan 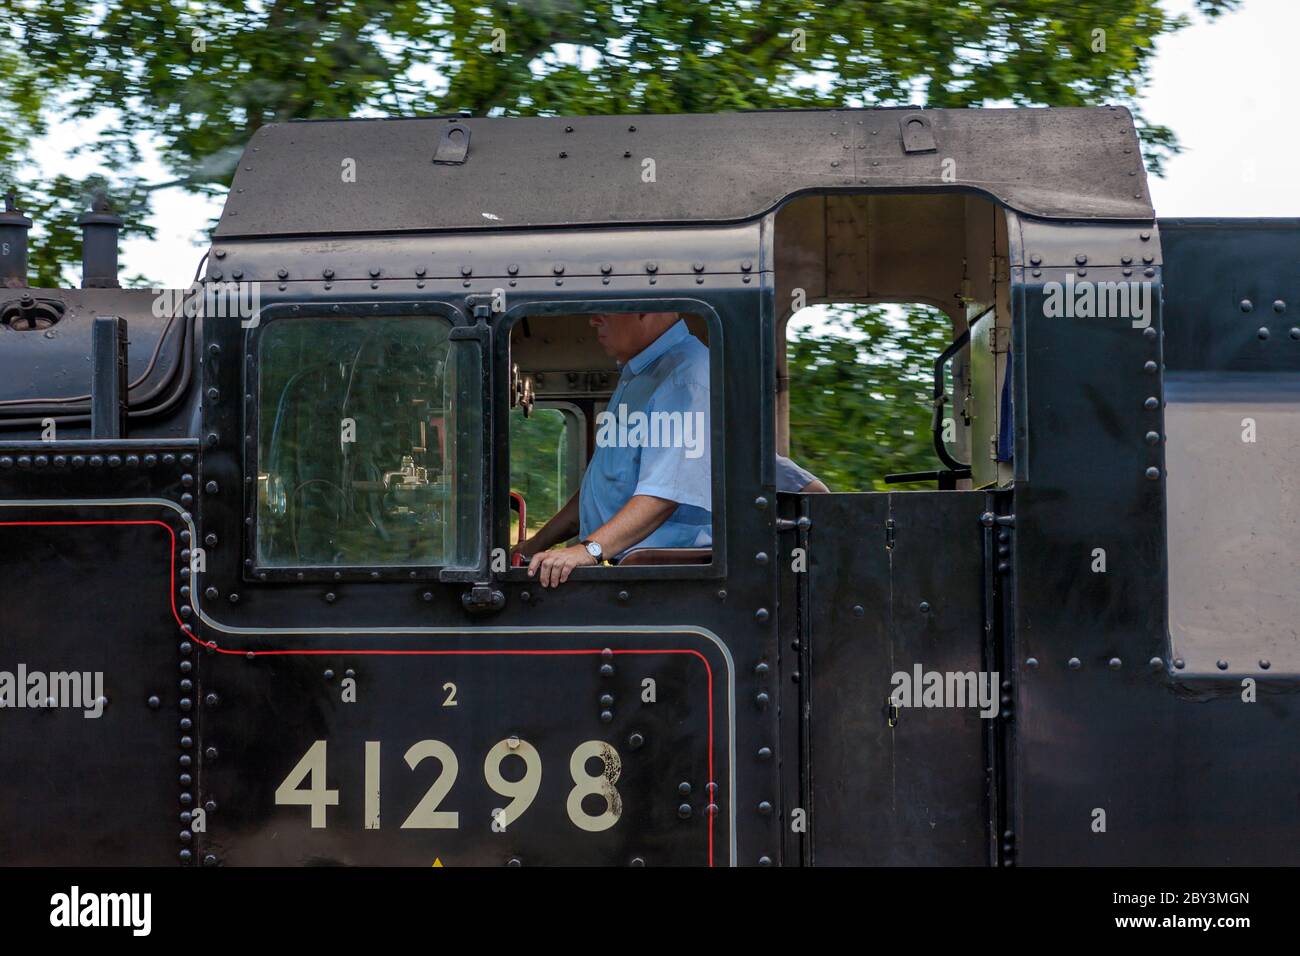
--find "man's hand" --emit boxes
[527,543,597,587]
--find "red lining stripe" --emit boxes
[3,517,719,866]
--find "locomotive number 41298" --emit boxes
[274,738,623,832]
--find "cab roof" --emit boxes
[213,106,1153,239]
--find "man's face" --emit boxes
[589,312,643,364]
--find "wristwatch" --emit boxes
[582,539,604,561]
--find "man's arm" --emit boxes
[513,490,580,560]
[527,494,677,588]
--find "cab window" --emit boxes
[254,315,481,569]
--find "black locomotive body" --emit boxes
[0,107,1295,866]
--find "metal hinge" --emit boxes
[988,326,1009,354]
[775,515,811,533]
[989,255,1009,283]
[885,517,896,550]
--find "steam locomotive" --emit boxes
[0,106,1295,866]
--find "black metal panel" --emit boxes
[0,501,190,865]
[1160,218,1300,373]
[214,108,1152,239]
[1011,225,1300,864]
[196,630,730,866]
[802,491,989,865]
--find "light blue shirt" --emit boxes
[580,320,711,556]
[776,454,818,492]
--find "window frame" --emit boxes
[496,296,727,582]
[241,300,490,583]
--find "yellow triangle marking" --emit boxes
[432,858,444,867]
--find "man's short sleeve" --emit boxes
[633,380,711,510]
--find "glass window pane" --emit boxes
[255,316,481,568]
[510,407,577,537]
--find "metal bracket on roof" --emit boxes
[433,124,471,165]
[900,113,937,154]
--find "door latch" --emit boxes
[461,584,505,613]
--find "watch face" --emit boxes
[585,541,602,558]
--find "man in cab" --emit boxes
[513,311,711,587]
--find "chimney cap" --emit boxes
[0,192,32,228]
[77,191,123,227]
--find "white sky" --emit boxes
[24,0,1300,288]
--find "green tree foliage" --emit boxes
[787,305,953,491]
[0,0,1238,282]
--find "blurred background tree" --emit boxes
[0,0,1238,485]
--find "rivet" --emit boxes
[1240,299,1253,312]
[1174,658,1185,669]
[1144,360,1158,373]
[754,608,770,623]
[1145,431,1160,444]
[852,605,864,617]
[1291,328,1300,340]
[1257,327,1270,340]
[678,781,692,796]
[755,551,769,565]
[1108,657,1122,670]
[755,662,769,676]
[756,691,770,707]
[552,262,564,275]
[205,480,219,494]
[716,589,727,601]
[1260,659,1271,670]
[1029,254,1041,266]
[1075,254,1087,266]
[757,801,772,815]
[323,669,335,680]
[1025,657,1039,668]
[1149,657,1163,670]
[617,590,629,602]
[1272,299,1286,313]
[600,710,613,723]
[507,857,522,867]
[630,857,645,867]
[677,804,692,819]
[1144,396,1159,410]
[323,268,334,280]
[757,746,772,760]
[1216,659,1229,670]
[205,747,218,760]
[645,261,657,274]
[754,495,768,510]
[1145,466,1160,480]
[600,663,614,677]
[759,856,772,867]
[325,592,336,603]
[919,601,930,613]
[1067,657,1081,670]
[1144,267,1155,277]
[628,732,644,750]
[147,695,161,709]
[741,260,753,272]
[205,586,218,600]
